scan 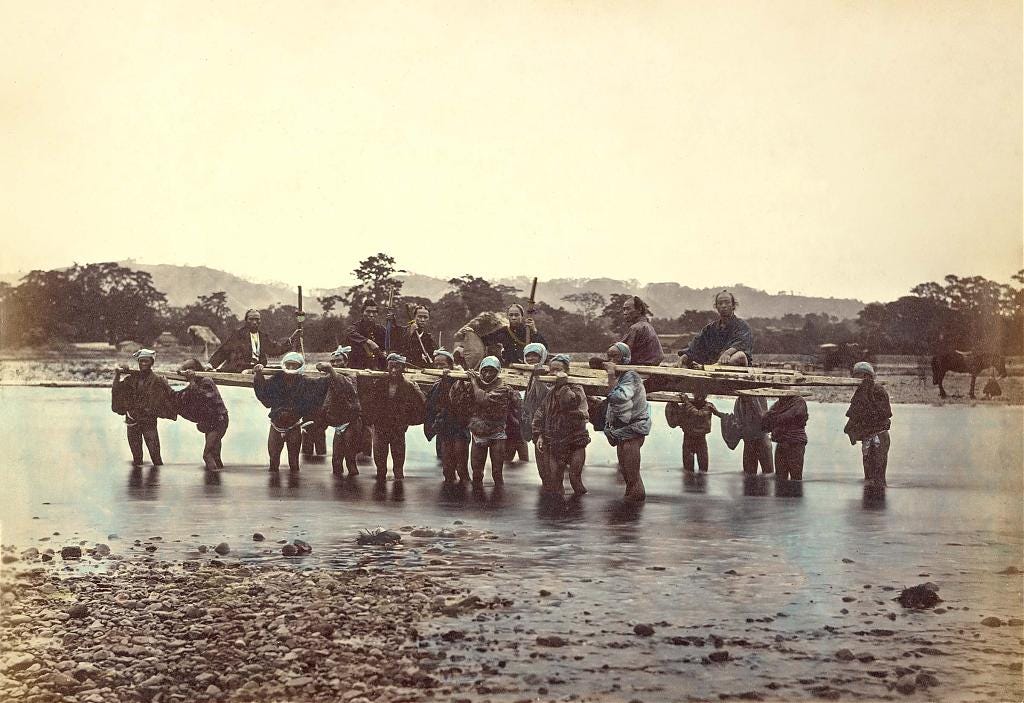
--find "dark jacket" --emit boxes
[175,377,227,432]
[456,378,522,437]
[761,396,809,445]
[112,371,177,422]
[682,316,754,365]
[622,319,665,366]
[321,374,361,427]
[665,396,713,435]
[363,376,426,430]
[253,372,329,425]
[531,383,591,452]
[346,319,388,370]
[424,376,470,441]
[394,328,438,369]
[481,326,547,367]
[844,382,891,443]
[209,327,292,373]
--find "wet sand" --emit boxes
[2,385,1022,701]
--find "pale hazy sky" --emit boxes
[1,1,1020,302]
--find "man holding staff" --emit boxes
[209,309,300,373]
[480,303,547,367]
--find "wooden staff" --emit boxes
[296,286,306,355]
[525,276,538,345]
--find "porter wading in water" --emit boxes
[424,349,471,486]
[712,396,775,475]
[456,355,522,487]
[603,342,650,502]
[362,353,426,482]
[844,362,892,486]
[532,353,591,496]
[761,395,809,481]
[112,349,177,467]
[320,346,363,477]
[519,342,552,476]
[677,290,753,368]
[174,358,229,472]
[665,391,715,473]
[252,353,331,472]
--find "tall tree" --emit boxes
[343,253,404,314]
[562,292,606,323]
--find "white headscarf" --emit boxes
[281,351,306,375]
[132,349,156,360]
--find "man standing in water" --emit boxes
[603,342,650,502]
[209,309,299,373]
[844,361,892,486]
[175,358,229,471]
[112,349,177,466]
[677,291,753,368]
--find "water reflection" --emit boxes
[536,492,586,523]
[862,483,887,510]
[267,471,302,492]
[774,479,803,498]
[606,499,644,524]
[742,475,770,497]
[683,472,708,494]
[203,470,222,493]
[126,467,160,500]
[331,475,364,501]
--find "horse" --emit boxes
[931,351,1007,399]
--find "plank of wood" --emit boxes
[736,388,814,398]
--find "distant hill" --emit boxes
[4,262,865,320]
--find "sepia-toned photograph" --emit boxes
[1,2,1021,701]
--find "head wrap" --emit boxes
[479,356,501,372]
[386,353,407,365]
[523,342,548,364]
[508,303,525,316]
[611,342,631,365]
[852,361,875,377]
[330,345,352,359]
[432,349,455,367]
[281,351,306,375]
[133,349,156,360]
[549,353,572,370]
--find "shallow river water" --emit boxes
[2,386,1022,700]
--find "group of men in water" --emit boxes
[112,291,893,501]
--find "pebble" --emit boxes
[253,533,265,541]
[895,673,917,694]
[214,542,231,555]
[282,544,298,557]
[835,648,856,661]
[536,635,569,647]
[707,651,730,663]
[980,616,1003,627]
[68,604,90,619]
[60,546,82,559]
[633,624,655,637]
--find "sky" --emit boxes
[1,1,1020,303]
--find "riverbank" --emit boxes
[2,350,1021,405]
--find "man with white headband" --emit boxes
[844,361,893,486]
[112,349,177,467]
[424,349,471,486]
[362,353,426,482]
[319,346,364,476]
[253,352,333,472]
[452,355,522,487]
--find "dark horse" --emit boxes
[931,351,1007,399]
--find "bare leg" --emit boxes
[741,440,759,474]
[470,442,488,484]
[268,427,285,472]
[568,447,587,495]
[141,421,162,465]
[372,428,390,480]
[757,436,774,474]
[127,424,144,466]
[682,432,696,473]
[391,429,407,481]
[695,435,709,472]
[285,429,302,471]
[489,440,506,485]
[617,437,646,502]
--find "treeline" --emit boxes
[1,257,1021,357]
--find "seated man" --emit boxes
[395,305,438,369]
[620,296,664,366]
[678,290,753,367]
[209,309,299,373]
